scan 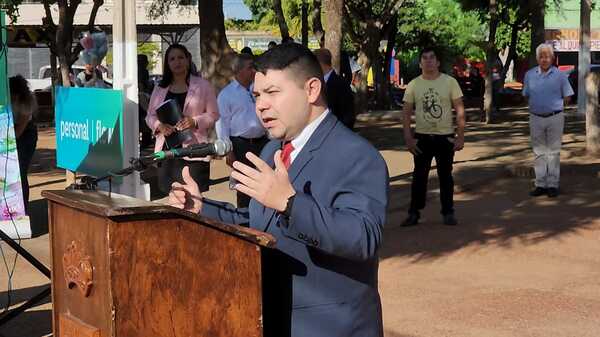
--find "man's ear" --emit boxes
[305,77,323,104]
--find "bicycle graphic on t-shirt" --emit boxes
[422,88,443,119]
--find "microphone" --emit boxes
[147,139,232,161]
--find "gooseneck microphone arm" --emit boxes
[67,140,232,191]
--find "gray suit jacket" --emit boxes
[202,112,389,337]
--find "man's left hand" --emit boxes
[231,151,296,212]
[454,136,464,151]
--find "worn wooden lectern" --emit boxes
[43,189,276,337]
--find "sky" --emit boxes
[223,0,253,20]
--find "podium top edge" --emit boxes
[42,189,276,248]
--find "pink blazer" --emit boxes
[146,75,220,160]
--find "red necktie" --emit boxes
[280,142,294,169]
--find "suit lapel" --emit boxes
[255,142,281,232]
[256,113,337,232]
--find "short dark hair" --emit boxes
[240,46,253,56]
[419,47,441,62]
[137,54,149,67]
[232,52,254,73]
[255,43,324,89]
[159,44,193,88]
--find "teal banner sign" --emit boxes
[55,86,124,177]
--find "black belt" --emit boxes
[532,110,562,118]
[231,135,267,144]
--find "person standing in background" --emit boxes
[146,44,219,197]
[522,44,573,198]
[9,75,38,214]
[216,53,267,207]
[402,47,465,227]
[313,48,356,129]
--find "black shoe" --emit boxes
[401,213,420,227]
[529,187,547,197]
[547,187,559,198]
[443,214,458,226]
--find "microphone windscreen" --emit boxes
[213,139,232,156]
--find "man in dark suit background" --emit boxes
[314,48,356,129]
[169,43,388,337]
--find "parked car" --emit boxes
[27,65,87,91]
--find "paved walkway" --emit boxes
[1,107,599,336]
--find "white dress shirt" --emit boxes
[289,109,330,164]
[216,79,265,140]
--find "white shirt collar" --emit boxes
[289,109,330,164]
[324,69,334,83]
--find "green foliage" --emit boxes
[138,42,161,70]
[105,42,160,70]
[395,0,486,74]
[241,0,319,37]
[0,0,24,23]
[242,0,272,22]
[495,12,531,58]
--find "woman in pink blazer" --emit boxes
[146,44,219,195]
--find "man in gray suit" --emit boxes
[169,43,389,337]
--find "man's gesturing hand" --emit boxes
[231,150,296,212]
[168,166,203,213]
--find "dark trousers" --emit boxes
[409,133,455,216]
[16,122,38,214]
[231,135,269,208]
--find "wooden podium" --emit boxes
[43,189,277,337]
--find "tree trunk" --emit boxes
[585,72,600,154]
[199,0,235,92]
[372,53,384,109]
[50,52,58,86]
[312,0,324,45]
[355,29,379,114]
[301,0,308,46]
[579,0,592,115]
[273,0,290,40]
[56,9,76,86]
[378,16,397,109]
[528,0,545,68]
[44,0,103,87]
[500,19,519,85]
[323,0,343,73]
[355,51,372,116]
[483,0,499,124]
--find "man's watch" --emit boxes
[282,194,296,218]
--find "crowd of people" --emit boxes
[8,39,574,336]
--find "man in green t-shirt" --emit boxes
[402,47,466,226]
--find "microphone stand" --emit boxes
[66,156,157,196]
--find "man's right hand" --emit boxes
[169,166,203,213]
[225,152,236,167]
[405,136,421,155]
[157,123,175,137]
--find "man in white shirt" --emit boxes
[216,53,268,207]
